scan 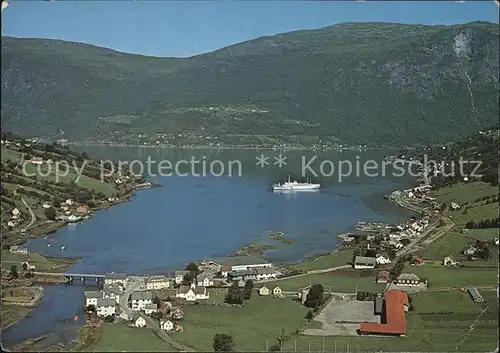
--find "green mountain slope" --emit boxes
[1,22,499,145]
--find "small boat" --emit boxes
[61,246,65,250]
[47,243,51,247]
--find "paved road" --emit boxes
[119,278,195,352]
[396,219,440,257]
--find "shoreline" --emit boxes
[4,180,422,351]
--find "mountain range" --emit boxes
[1,21,499,146]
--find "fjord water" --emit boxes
[2,148,416,348]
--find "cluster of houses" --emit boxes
[53,199,90,222]
[9,245,28,254]
[7,208,23,229]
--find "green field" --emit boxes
[266,269,385,293]
[1,250,78,272]
[296,249,354,271]
[87,323,177,352]
[173,295,310,352]
[1,147,23,162]
[409,265,498,288]
[279,290,498,352]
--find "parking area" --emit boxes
[302,297,380,336]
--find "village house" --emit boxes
[131,291,153,311]
[272,286,282,297]
[84,290,103,308]
[175,283,209,301]
[259,286,271,296]
[146,275,171,290]
[103,284,122,304]
[76,205,90,214]
[196,272,214,287]
[354,256,376,269]
[410,256,424,266]
[96,298,116,317]
[174,270,189,284]
[12,208,20,216]
[119,311,132,321]
[237,279,246,288]
[7,220,17,228]
[227,269,257,282]
[376,270,390,284]
[255,267,278,281]
[451,202,461,210]
[104,273,128,288]
[376,255,391,265]
[42,202,52,209]
[206,256,272,277]
[443,256,458,266]
[22,261,36,271]
[359,290,409,337]
[30,157,44,165]
[171,307,184,319]
[463,246,478,257]
[394,273,421,286]
[160,320,174,331]
[65,199,74,206]
[133,314,147,328]
[67,214,81,222]
[108,196,119,203]
[9,246,28,254]
[144,303,158,315]
[467,286,484,303]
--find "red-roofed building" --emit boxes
[359,290,409,337]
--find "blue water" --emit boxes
[1,148,416,349]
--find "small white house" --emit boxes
[131,291,153,311]
[259,286,270,296]
[272,286,282,297]
[174,271,189,284]
[12,208,20,216]
[42,202,52,209]
[84,291,103,308]
[160,320,174,331]
[376,255,391,265]
[196,273,214,287]
[176,283,209,301]
[134,315,147,328]
[96,298,116,317]
[103,284,122,304]
[354,256,376,269]
[146,275,170,290]
[144,303,158,315]
[104,273,128,288]
[65,199,74,206]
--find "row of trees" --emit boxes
[465,218,500,229]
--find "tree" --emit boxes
[183,262,200,284]
[213,333,234,352]
[9,265,18,279]
[225,281,244,305]
[304,284,324,310]
[243,279,253,300]
[44,207,56,220]
[152,295,161,306]
[22,262,28,271]
[86,304,96,313]
[305,310,313,320]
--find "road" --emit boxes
[257,265,352,284]
[11,188,36,231]
[396,219,439,257]
[118,278,195,352]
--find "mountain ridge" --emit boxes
[1,21,499,147]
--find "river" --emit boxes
[1,147,417,349]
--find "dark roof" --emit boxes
[96,298,116,307]
[228,269,257,277]
[375,297,384,314]
[177,285,191,294]
[354,256,376,265]
[207,256,271,267]
[131,291,152,300]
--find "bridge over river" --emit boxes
[34,271,105,283]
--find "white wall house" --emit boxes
[84,290,103,307]
[103,284,122,304]
[176,283,209,301]
[96,298,116,317]
[196,273,214,287]
[255,267,278,281]
[146,275,170,290]
[353,256,376,269]
[174,271,189,285]
[104,273,128,288]
[134,315,147,328]
[131,291,153,311]
[376,255,391,265]
[160,320,174,331]
[144,303,158,315]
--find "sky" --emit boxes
[2,1,499,57]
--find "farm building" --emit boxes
[467,286,484,303]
